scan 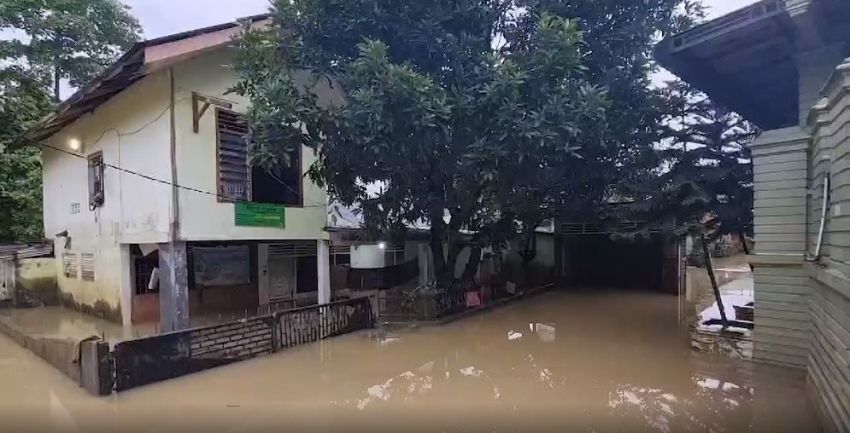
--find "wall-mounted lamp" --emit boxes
[67,138,82,151]
[377,242,387,250]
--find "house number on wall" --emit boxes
[71,202,81,215]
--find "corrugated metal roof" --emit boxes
[0,244,53,260]
[23,14,271,145]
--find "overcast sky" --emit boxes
[124,0,758,39]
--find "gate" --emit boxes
[113,297,373,391]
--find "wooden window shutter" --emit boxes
[216,109,250,201]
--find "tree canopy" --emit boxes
[0,0,142,101]
[0,0,141,242]
[625,81,757,241]
[235,0,704,281]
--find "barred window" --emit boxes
[88,152,105,209]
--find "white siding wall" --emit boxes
[43,72,173,322]
[172,48,340,241]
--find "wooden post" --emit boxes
[159,242,190,332]
[700,234,728,326]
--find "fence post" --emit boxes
[80,339,113,395]
[270,312,280,352]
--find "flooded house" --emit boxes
[656,0,850,430]
[23,15,347,332]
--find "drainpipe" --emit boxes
[807,171,830,262]
[168,67,180,241]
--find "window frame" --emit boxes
[214,108,305,207]
[215,108,250,203]
[88,152,105,210]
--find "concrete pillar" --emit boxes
[119,244,133,329]
[257,244,270,308]
[317,240,331,305]
[748,126,810,368]
[159,241,190,332]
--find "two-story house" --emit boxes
[26,15,345,332]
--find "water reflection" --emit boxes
[0,289,819,433]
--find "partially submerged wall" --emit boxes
[748,127,812,368]
[804,58,850,432]
[56,241,123,323]
[15,258,58,305]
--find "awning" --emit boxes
[656,1,799,129]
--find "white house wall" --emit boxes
[42,72,173,321]
[172,48,337,241]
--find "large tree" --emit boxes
[235,1,609,282]
[0,69,51,242]
[0,0,142,101]
[471,0,705,268]
[0,0,142,242]
[627,81,756,239]
[235,0,699,283]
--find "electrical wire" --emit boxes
[28,138,328,209]
[18,96,364,222]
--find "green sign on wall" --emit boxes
[235,202,286,228]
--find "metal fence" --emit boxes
[113,297,373,391]
[379,282,466,322]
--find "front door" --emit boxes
[268,256,296,301]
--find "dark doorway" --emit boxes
[560,234,664,290]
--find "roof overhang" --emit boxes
[25,14,270,144]
[656,0,850,129]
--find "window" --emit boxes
[216,109,302,205]
[330,244,351,266]
[81,253,95,282]
[216,110,250,201]
[134,254,159,295]
[88,152,105,209]
[63,252,79,279]
[384,245,406,266]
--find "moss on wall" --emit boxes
[59,292,122,324]
[14,258,59,306]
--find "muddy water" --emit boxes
[0,289,819,433]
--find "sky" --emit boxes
[125,0,758,40]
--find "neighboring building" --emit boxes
[26,16,346,331]
[657,0,850,430]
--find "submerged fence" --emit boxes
[112,297,373,392]
[379,283,467,322]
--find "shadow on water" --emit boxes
[0,288,819,433]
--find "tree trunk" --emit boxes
[738,229,754,272]
[462,244,482,281]
[700,234,728,327]
[429,206,447,284]
[518,230,537,288]
[53,65,61,102]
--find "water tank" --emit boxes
[350,244,386,269]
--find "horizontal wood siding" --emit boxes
[806,57,850,433]
[752,265,811,367]
[750,126,812,370]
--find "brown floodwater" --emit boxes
[0,289,819,433]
